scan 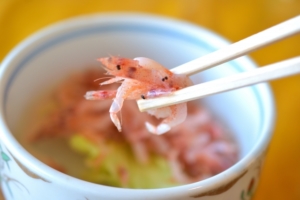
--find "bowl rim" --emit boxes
[0,13,275,198]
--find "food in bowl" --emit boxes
[0,14,275,200]
[22,59,238,189]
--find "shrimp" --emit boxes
[84,56,192,135]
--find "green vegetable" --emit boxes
[69,134,178,188]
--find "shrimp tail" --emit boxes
[145,122,171,135]
[145,103,187,135]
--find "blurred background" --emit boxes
[0,0,299,199]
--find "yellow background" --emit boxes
[0,0,300,199]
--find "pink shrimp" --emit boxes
[85,56,192,135]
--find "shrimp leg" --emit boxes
[109,91,124,132]
[109,79,150,132]
[84,89,123,130]
[145,103,187,135]
[84,90,117,100]
[84,88,125,131]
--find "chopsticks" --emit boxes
[171,15,300,76]
[137,15,300,112]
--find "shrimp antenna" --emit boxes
[93,76,113,82]
[119,108,123,126]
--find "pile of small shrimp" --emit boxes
[28,62,238,184]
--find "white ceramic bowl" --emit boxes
[0,13,275,200]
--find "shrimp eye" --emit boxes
[141,95,146,99]
[162,76,168,81]
[116,65,121,70]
